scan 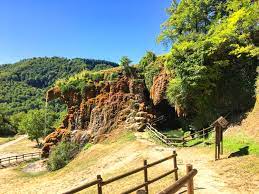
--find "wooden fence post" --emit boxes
[173,150,178,181]
[143,160,149,193]
[215,126,218,160]
[220,127,223,155]
[186,164,194,194]
[97,175,103,194]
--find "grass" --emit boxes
[15,158,47,178]
[223,132,259,156]
[0,130,178,194]
[0,136,15,145]
[103,129,137,144]
[83,143,93,150]
[162,129,184,138]
[0,137,40,153]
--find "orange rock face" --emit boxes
[46,87,61,102]
[42,75,153,156]
[150,71,169,106]
[42,128,70,157]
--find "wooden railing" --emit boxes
[0,152,41,166]
[63,151,182,194]
[158,164,197,194]
[146,123,214,146]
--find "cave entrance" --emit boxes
[153,99,179,130]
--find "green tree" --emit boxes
[139,51,156,71]
[120,56,132,76]
[160,0,258,128]
[9,112,26,133]
[19,109,56,146]
[158,0,227,44]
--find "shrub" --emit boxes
[84,143,93,150]
[90,72,104,82]
[139,51,156,71]
[144,63,161,90]
[47,141,80,171]
[107,72,119,81]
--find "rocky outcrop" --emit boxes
[46,87,61,102]
[150,71,169,105]
[42,128,70,157]
[42,74,153,156]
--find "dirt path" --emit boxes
[0,132,257,194]
[175,148,233,194]
[0,135,27,151]
[136,132,237,194]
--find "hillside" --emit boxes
[0,57,118,115]
[0,129,258,194]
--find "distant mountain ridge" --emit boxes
[0,57,118,115]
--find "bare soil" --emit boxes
[0,131,258,194]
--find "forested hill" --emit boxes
[0,57,118,115]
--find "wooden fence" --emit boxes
[63,151,197,194]
[158,164,197,194]
[0,152,41,166]
[146,123,214,146]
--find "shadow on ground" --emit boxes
[228,146,249,158]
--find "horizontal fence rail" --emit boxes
[63,151,179,194]
[158,164,197,194]
[0,152,41,166]
[146,123,214,146]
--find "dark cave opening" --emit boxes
[153,99,180,130]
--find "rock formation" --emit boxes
[42,71,155,156]
[150,71,169,106]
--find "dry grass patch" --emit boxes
[211,155,259,193]
[0,137,39,154]
[0,131,177,194]
[0,137,15,145]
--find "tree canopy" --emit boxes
[159,0,259,128]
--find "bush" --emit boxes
[47,141,80,171]
[139,51,156,71]
[90,72,104,82]
[144,63,161,90]
[107,72,119,81]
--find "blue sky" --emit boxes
[0,0,171,64]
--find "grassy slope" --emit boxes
[0,137,15,145]
[0,130,258,193]
[0,138,39,154]
[0,130,176,194]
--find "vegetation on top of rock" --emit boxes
[140,54,168,90]
[119,56,133,76]
[55,67,122,95]
[138,51,157,71]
